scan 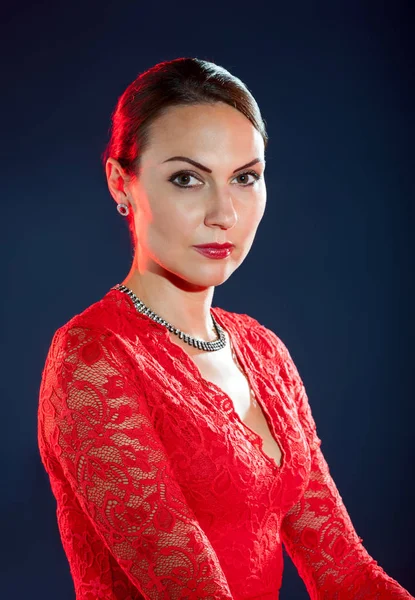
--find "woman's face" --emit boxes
[116,101,266,290]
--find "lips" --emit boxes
[194,243,234,249]
[193,245,234,260]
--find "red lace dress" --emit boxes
[37,288,413,599]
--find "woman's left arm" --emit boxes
[279,348,414,600]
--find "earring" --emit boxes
[117,203,130,216]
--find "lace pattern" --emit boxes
[37,289,414,599]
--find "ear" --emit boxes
[105,158,130,204]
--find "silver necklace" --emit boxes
[112,283,226,352]
[112,283,258,407]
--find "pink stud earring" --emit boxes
[117,203,130,216]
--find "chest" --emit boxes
[191,351,283,468]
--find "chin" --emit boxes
[191,268,236,288]
[166,266,234,291]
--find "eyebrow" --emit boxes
[162,156,265,173]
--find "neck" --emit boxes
[122,265,217,341]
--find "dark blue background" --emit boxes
[2,1,413,597]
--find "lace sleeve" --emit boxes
[39,325,234,600]
[279,346,414,600]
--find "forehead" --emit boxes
[145,102,264,162]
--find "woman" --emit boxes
[38,57,413,599]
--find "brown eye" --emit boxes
[232,171,261,186]
[176,174,191,185]
[169,171,203,188]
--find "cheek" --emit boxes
[150,198,185,229]
[149,202,195,248]
[159,201,201,233]
[245,197,266,231]
[255,193,267,226]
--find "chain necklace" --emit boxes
[112,283,257,407]
[112,283,226,351]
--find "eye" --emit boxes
[168,169,262,189]
[169,171,203,189]
[232,170,261,186]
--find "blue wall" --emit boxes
[2,1,413,597]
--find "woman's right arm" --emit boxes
[38,325,234,600]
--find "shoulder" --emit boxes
[54,289,123,333]
[213,305,304,391]
[45,289,136,365]
[215,308,308,411]
[212,306,292,362]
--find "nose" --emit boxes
[204,189,238,229]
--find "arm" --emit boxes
[279,342,414,599]
[39,325,234,600]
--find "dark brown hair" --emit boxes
[101,57,268,248]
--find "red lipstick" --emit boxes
[193,242,234,259]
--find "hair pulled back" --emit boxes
[101,57,268,247]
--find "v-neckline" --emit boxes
[113,289,286,472]
[210,308,286,472]
[169,323,285,472]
